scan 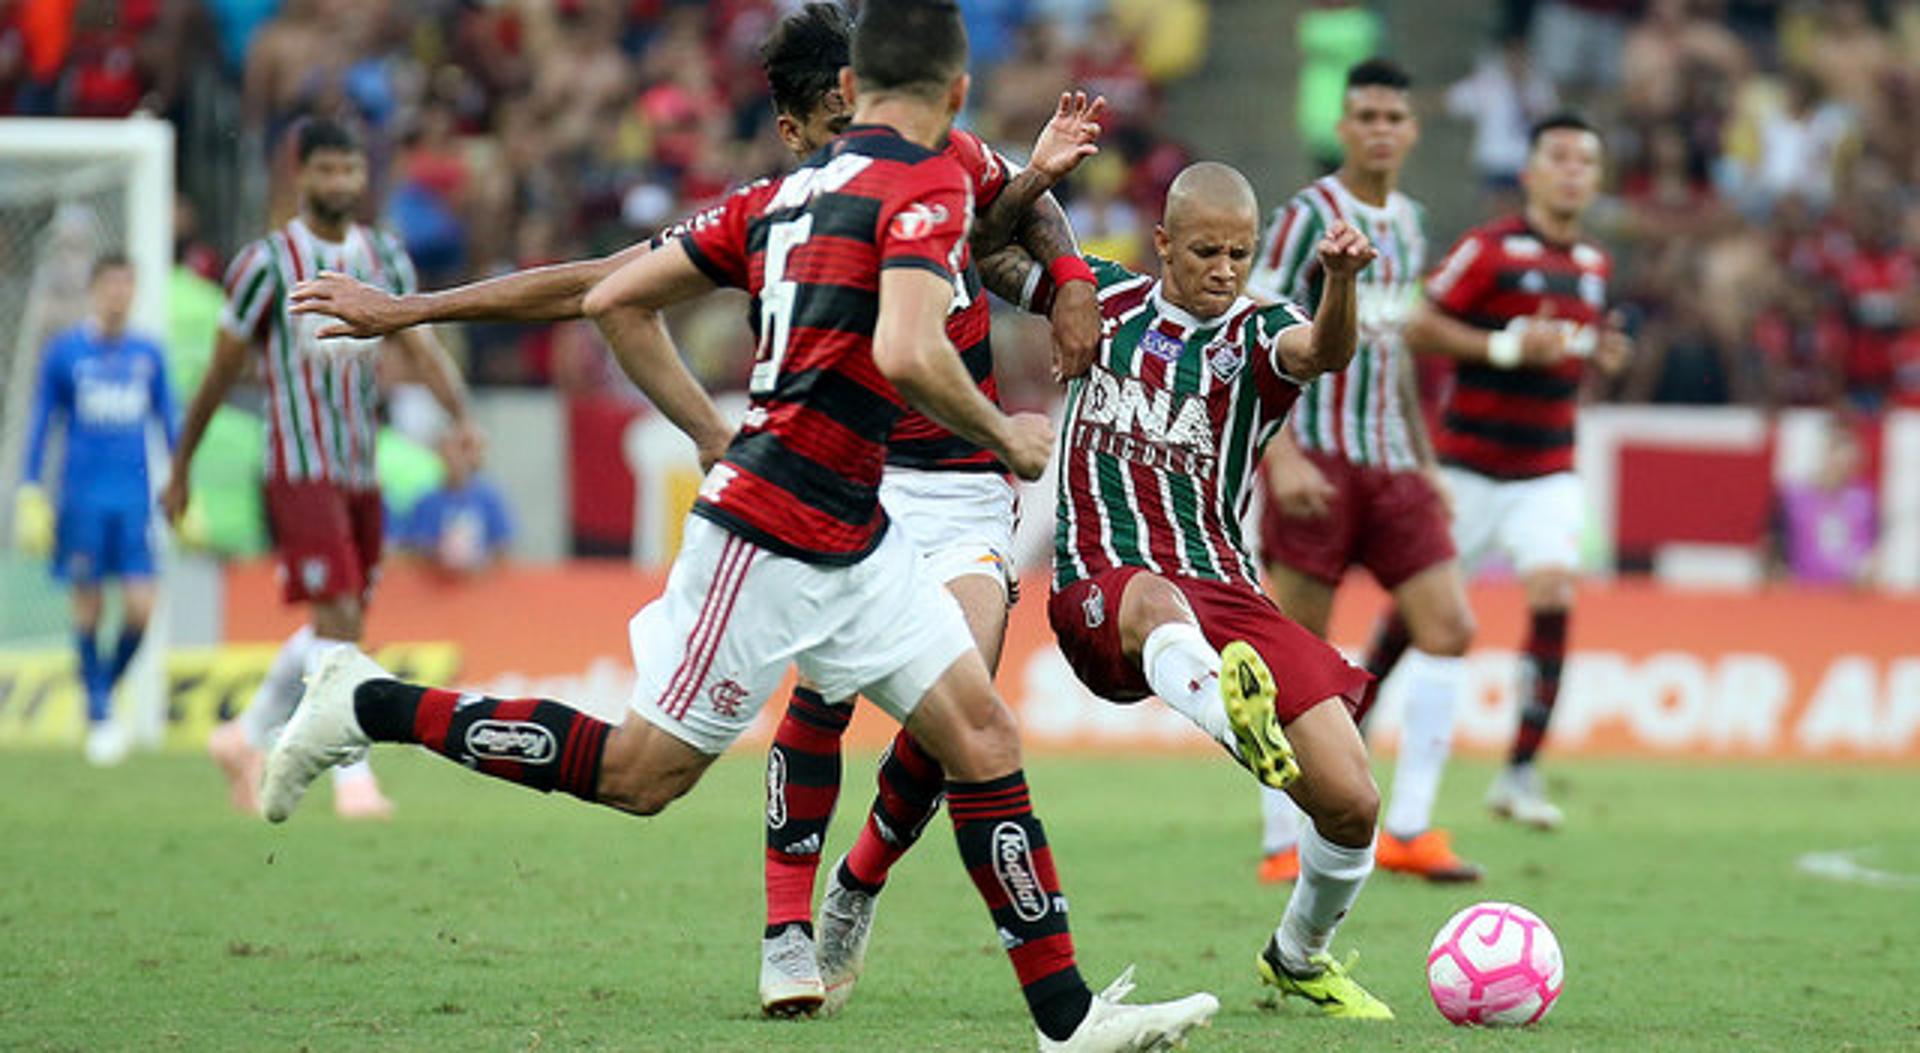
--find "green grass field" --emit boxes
[3,749,1917,1052]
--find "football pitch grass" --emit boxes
[4,749,1916,1051]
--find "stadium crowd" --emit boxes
[5,0,1912,580]
[1498,0,1920,411]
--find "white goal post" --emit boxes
[0,116,175,749]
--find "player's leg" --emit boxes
[261,517,780,822]
[69,584,106,725]
[1119,572,1290,781]
[757,675,847,1014]
[896,653,1218,1048]
[1376,561,1481,881]
[814,533,1217,1045]
[99,507,158,700]
[812,571,1006,1013]
[1257,696,1391,1018]
[1254,562,1335,884]
[326,487,394,818]
[1360,466,1481,880]
[211,623,313,813]
[837,572,1008,897]
[1488,472,1584,830]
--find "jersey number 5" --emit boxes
[753,214,815,396]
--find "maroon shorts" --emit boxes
[1047,566,1372,725]
[1261,449,1456,589]
[265,478,384,605]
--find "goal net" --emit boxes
[0,117,174,749]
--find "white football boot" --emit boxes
[815,853,878,1014]
[1486,763,1564,830]
[260,647,384,822]
[758,924,825,1017]
[1037,967,1219,1052]
[84,721,129,767]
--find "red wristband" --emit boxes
[1048,254,1096,290]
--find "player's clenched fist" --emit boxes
[998,412,1056,482]
[1316,221,1378,278]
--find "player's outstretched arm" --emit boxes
[161,329,251,524]
[593,304,733,472]
[290,242,651,337]
[1277,221,1376,381]
[1404,300,1570,369]
[581,240,733,469]
[971,91,1106,254]
[874,267,1052,481]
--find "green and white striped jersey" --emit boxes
[1248,174,1426,471]
[1054,258,1312,592]
[220,218,417,488]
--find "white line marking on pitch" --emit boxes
[1796,848,1920,890]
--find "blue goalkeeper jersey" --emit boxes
[22,322,177,509]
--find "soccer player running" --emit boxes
[1248,59,1482,885]
[284,3,1106,1017]
[1047,160,1395,1017]
[260,4,1218,1050]
[16,254,176,766]
[160,118,479,819]
[1401,112,1631,829]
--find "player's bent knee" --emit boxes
[594,718,709,816]
[1413,608,1475,657]
[1116,573,1189,657]
[1316,781,1381,848]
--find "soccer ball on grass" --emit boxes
[1426,901,1564,1026]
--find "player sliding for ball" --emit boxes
[1043,163,1396,1019]
[263,3,1217,1050]
[286,2,1110,1022]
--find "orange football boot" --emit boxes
[1376,829,1483,883]
[1256,846,1300,884]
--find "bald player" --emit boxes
[1042,161,1396,1017]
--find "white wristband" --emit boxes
[1018,263,1045,313]
[1486,328,1522,369]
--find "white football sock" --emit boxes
[1383,652,1463,841]
[1260,785,1304,855]
[333,757,375,786]
[1141,621,1239,757]
[239,625,315,749]
[1275,824,1375,974]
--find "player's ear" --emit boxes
[946,72,971,118]
[774,113,805,155]
[838,67,858,110]
[1153,224,1171,266]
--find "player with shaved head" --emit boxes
[1045,159,1397,1017]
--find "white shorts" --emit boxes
[879,467,1019,602]
[1442,467,1585,575]
[628,515,974,754]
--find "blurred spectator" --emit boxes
[1446,33,1561,198]
[1773,420,1879,586]
[1296,0,1381,171]
[5,0,1202,396]
[395,429,513,577]
[1831,189,1917,412]
[1528,0,1635,99]
[1724,69,1855,214]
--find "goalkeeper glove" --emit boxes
[14,484,54,557]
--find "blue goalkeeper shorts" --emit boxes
[54,502,155,585]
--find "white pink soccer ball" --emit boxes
[1426,901,1564,1027]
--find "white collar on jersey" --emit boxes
[1151,282,1251,331]
[291,215,354,249]
[1321,174,1403,222]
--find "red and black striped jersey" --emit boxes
[884,127,1009,473]
[681,124,974,564]
[1426,215,1611,479]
